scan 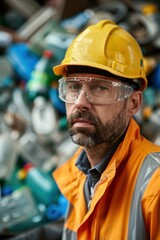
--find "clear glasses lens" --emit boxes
[58,77,133,105]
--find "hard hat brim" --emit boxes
[53,62,147,91]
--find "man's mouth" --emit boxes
[72,118,95,128]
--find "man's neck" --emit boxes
[84,143,113,167]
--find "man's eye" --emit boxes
[91,84,109,92]
[67,83,81,92]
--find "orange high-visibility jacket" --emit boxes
[53,118,160,240]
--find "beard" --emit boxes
[67,106,128,149]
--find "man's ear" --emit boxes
[128,91,142,116]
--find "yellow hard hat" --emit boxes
[53,20,147,90]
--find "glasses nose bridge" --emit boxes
[80,81,89,92]
[75,84,91,104]
[75,80,89,96]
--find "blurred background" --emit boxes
[0,0,160,239]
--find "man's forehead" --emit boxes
[66,73,120,83]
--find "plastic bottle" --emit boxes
[18,131,54,169]
[0,187,43,233]
[27,50,54,100]
[0,133,17,180]
[31,96,68,145]
[7,43,39,82]
[31,96,58,137]
[24,163,60,206]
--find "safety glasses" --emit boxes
[58,77,134,105]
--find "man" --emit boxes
[52,20,160,239]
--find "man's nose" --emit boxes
[74,89,91,107]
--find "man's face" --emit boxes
[65,73,132,149]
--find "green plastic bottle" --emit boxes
[25,163,60,206]
[27,50,56,100]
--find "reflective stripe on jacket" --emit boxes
[53,118,160,240]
